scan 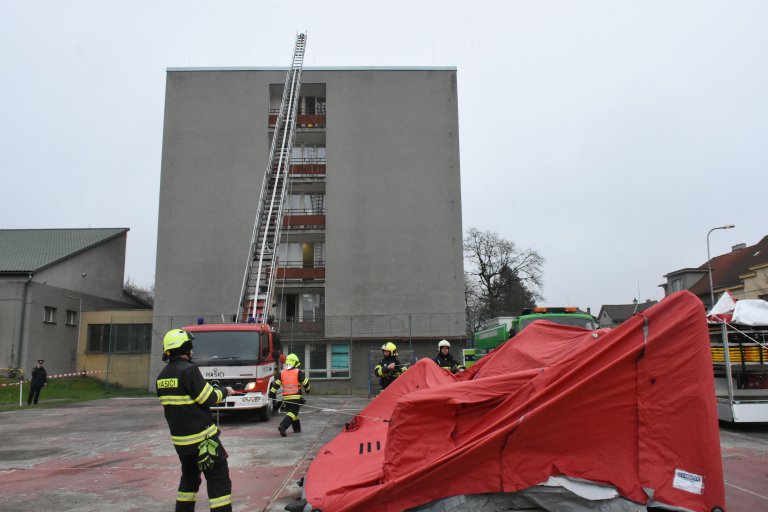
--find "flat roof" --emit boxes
[167,66,457,72]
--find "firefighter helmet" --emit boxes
[438,339,451,349]
[381,342,397,354]
[163,329,194,352]
[285,353,300,369]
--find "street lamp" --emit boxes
[707,225,735,308]
[706,224,735,412]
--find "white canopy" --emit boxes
[708,291,768,326]
[732,299,768,326]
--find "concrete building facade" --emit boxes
[152,68,466,393]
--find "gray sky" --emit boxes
[2,1,766,313]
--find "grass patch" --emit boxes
[0,376,153,412]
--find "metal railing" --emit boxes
[152,312,467,340]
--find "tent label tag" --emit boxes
[673,469,703,494]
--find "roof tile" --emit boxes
[0,228,128,273]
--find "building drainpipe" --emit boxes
[15,273,33,370]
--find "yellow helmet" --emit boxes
[285,353,300,368]
[381,342,397,354]
[163,329,194,352]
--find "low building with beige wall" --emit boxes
[77,309,153,389]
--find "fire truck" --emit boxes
[183,322,282,420]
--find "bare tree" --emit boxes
[464,227,545,334]
[124,278,155,307]
[464,274,485,335]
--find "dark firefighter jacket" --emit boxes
[269,368,310,401]
[433,352,465,374]
[156,356,230,455]
[374,355,405,389]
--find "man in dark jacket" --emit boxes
[433,340,465,374]
[157,329,235,512]
[27,359,47,405]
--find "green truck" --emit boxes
[473,307,599,351]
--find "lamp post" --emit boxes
[706,224,735,413]
[707,225,735,308]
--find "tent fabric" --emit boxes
[707,293,768,326]
[707,291,737,323]
[304,291,725,512]
[731,299,768,326]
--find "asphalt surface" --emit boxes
[0,395,370,512]
[0,396,766,512]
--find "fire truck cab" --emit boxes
[183,322,282,421]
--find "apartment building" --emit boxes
[152,68,465,393]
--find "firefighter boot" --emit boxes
[278,416,291,437]
[292,419,301,433]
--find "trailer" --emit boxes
[709,298,768,422]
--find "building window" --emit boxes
[87,324,152,353]
[670,278,682,292]
[44,307,56,323]
[66,310,77,326]
[283,293,324,322]
[286,342,350,379]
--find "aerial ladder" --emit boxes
[237,33,306,323]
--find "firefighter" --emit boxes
[156,328,235,512]
[433,339,465,374]
[269,353,310,437]
[374,342,406,391]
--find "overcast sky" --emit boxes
[2,1,766,313]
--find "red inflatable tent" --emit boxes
[303,291,725,512]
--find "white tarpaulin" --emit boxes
[732,299,768,326]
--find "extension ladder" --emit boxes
[237,33,306,322]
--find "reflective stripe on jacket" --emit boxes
[156,357,229,454]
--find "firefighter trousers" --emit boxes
[175,446,232,512]
[279,400,302,432]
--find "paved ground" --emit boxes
[0,397,765,511]
[0,396,370,512]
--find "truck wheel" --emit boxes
[256,405,269,422]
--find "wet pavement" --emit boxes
[0,396,766,511]
[0,396,370,512]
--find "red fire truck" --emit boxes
[183,322,282,421]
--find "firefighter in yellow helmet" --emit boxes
[269,353,310,437]
[374,342,406,391]
[156,328,235,512]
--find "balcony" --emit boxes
[276,318,324,336]
[283,210,325,229]
[290,157,325,177]
[269,108,326,129]
[276,260,325,281]
[277,266,325,280]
